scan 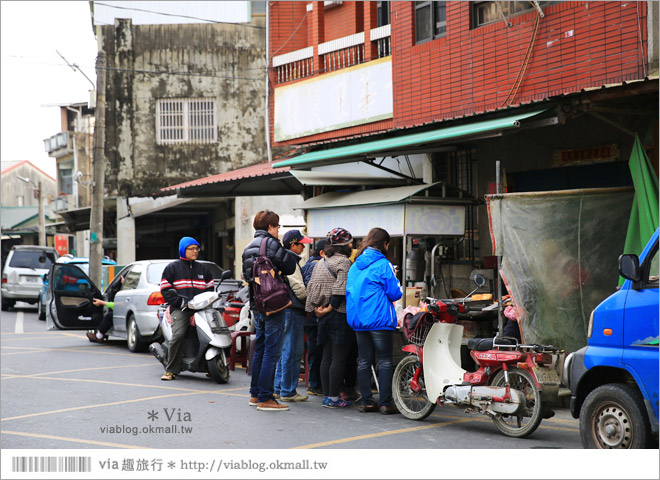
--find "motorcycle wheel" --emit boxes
[490,367,543,438]
[208,355,230,384]
[392,354,436,420]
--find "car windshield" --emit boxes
[9,251,56,269]
[145,261,225,285]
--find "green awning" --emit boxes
[274,109,548,168]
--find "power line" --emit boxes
[93,2,265,29]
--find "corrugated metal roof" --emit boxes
[161,162,290,192]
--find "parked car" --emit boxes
[46,259,232,352]
[38,256,118,320]
[564,228,659,448]
[2,245,58,311]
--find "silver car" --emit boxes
[46,259,225,352]
[2,245,58,311]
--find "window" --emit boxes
[377,1,390,27]
[121,264,143,290]
[473,1,550,28]
[58,159,74,195]
[415,1,446,44]
[156,98,217,145]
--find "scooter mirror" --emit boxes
[473,274,486,288]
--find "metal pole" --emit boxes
[496,161,503,338]
[89,33,106,288]
[37,181,45,246]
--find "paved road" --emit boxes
[6,303,624,478]
[1,304,582,450]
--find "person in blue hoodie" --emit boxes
[346,227,402,414]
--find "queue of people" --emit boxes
[241,210,403,414]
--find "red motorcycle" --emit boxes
[392,279,563,438]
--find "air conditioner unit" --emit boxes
[324,1,342,8]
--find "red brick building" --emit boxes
[267,1,657,294]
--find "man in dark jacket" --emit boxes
[241,210,298,412]
[159,237,214,381]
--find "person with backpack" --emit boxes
[305,228,356,409]
[241,210,298,412]
[346,227,403,414]
[300,239,328,396]
[273,230,313,402]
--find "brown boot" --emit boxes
[379,403,399,415]
[359,402,380,413]
[256,399,289,411]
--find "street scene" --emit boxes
[1,1,659,479]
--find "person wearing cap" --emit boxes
[300,239,328,396]
[159,236,214,381]
[274,230,313,402]
[305,227,356,409]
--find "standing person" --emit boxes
[159,237,214,381]
[274,230,313,402]
[306,228,355,409]
[346,227,402,414]
[242,210,298,412]
[300,239,327,396]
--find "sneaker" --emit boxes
[280,393,309,402]
[257,399,289,411]
[249,397,258,407]
[379,403,399,415]
[322,397,352,408]
[306,386,323,396]
[359,402,380,413]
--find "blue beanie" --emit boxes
[179,237,200,259]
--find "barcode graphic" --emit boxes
[12,456,91,473]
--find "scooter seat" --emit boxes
[467,337,517,351]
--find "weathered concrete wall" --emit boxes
[102,17,267,197]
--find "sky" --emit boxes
[1,1,98,178]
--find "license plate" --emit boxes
[533,367,560,385]
[21,276,39,283]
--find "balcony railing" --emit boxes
[272,27,391,83]
[273,46,314,84]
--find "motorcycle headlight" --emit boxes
[188,291,219,310]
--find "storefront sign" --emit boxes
[552,144,619,166]
[54,234,69,256]
[274,57,393,141]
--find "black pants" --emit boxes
[304,324,322,389]
[320,340,352,398]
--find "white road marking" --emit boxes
[14,311,23,333]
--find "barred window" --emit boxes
[156,98,217,145]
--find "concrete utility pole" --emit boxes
[89,31,106,288]
[37,181,45,246]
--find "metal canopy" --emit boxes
[298,183,443,210]
[274,109,548,169]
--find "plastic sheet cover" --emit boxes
[487,187,633,353]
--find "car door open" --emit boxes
[48,264,103,330]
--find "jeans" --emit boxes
[355,330,394,406]
[274,309,305,397]
[304,324,322,389]
[249,310,286,402]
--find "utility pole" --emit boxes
[89,29,106,288]
[37,181,45,246]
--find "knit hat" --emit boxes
[326,227,353,246]
[178,237,200,258]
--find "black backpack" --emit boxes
[252,238,292,316]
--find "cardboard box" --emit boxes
[405,287,422,307]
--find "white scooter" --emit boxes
[150,290,233,383]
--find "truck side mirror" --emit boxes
[618,254,640,282]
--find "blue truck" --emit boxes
[564,228,659,448]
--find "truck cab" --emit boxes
[564,228,659,448]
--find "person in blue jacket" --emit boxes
[346,227,402,414]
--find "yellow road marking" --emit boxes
[1,430,148,449]
[0,362,155,378]
[294,418,474,449]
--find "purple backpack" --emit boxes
[252,238,292,315]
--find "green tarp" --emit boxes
[620,135,659,284]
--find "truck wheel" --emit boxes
[580,383,651,448]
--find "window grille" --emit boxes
[156,98,217,145]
